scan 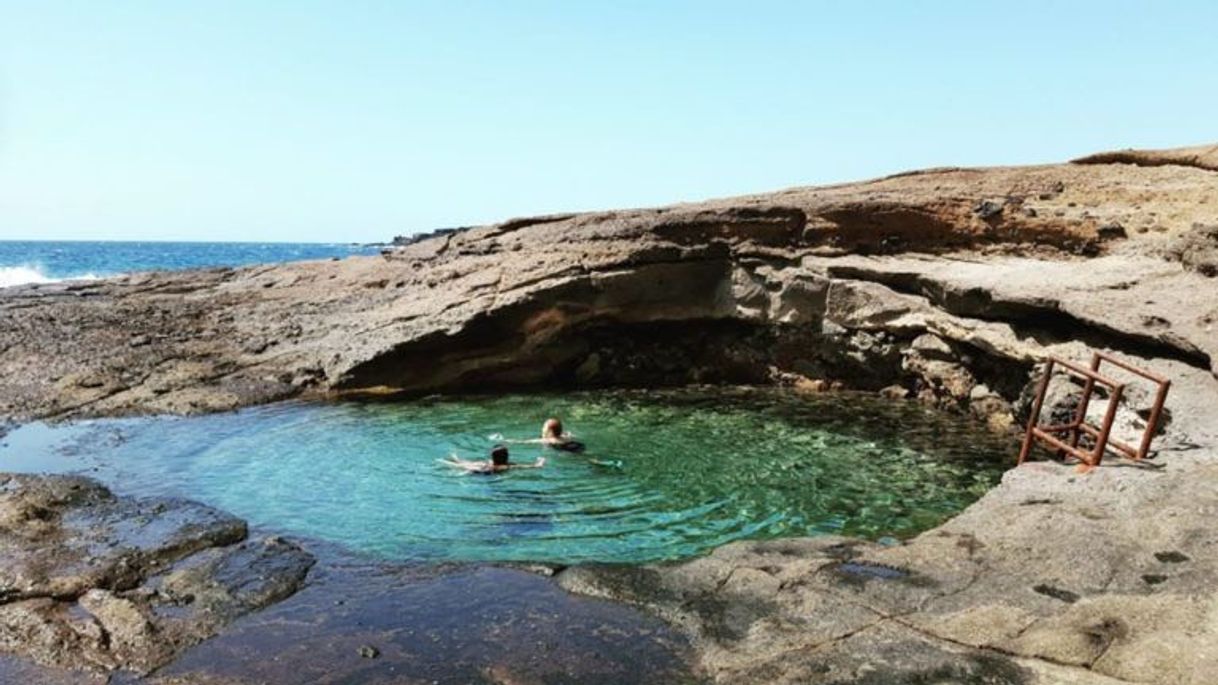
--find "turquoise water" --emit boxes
[0,388,1011,564]
[0,240,382,287]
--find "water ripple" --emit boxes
[0,387,1012,564]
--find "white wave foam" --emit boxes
[0,264,102,288]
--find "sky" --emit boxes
[1,1,1216,243]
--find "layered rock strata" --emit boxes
[1,145,1215,427]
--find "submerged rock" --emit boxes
[0,473,314,674]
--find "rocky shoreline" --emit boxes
[0,473,314,674]
[0,475,696,684]
[2,143,1217,683]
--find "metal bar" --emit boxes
[1088,383,1125,466]
[1018,359,1054,465]
[1031,428,1094,463]
[1092,351,1172,461]
[1093,350,1171,385]
[1049,357,1124,388]
[1070,354,1101,451]
[1019,351,1171,469]
[1041,422,1085,434]
[1136,378,1171,460]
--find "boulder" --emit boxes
[0,474,313,674]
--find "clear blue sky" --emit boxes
[2,1,1215,242]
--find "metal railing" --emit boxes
[1017,351,1170,467]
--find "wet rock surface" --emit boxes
[1,563,697,685]
[2,143,1218,683]
[139,560,696,685]
[0,473,314,674]
[0,478,698,684]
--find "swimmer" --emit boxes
[490,417,586,452]
[441,444,545,475]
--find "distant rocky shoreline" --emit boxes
[391,225,469,247]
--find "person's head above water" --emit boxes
[542,418,563,440]
[490,444,510,466]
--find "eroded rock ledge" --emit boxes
[2,150,1216,428]
[0,473,314,674]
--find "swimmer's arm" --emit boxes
[488,434,546,445]
[512,457,547,469]
[438,455,487,472]
[456,462,492,474]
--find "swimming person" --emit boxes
[491,417,585,452]
[441,444,545,475]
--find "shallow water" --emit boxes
[1,387,1013,564]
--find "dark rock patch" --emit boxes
[1032,584,1080,604]
[833,561,911,581]
[1082,617,1129,651]
[1162,223,1218,277]
[821,653,1030,685]
[1154,551,1190,564]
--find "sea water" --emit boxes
[0,387,1011,564]
[0,240,382,288]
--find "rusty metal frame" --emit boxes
[1017,352,1170,467]
[1018,356,1124,467]
[1086,351,1171,461]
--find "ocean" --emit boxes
[0,240,384,288]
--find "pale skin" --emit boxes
[490,418,573,446]
[440,454,546,474]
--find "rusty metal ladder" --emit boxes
[1018,351,1170,467]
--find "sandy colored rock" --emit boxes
[3,150,1217,423]
[1073,142,1218,173]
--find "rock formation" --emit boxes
[2,145,1216,428]
[0,473,313,674]
[2,142,1218,683]
[1074,143,1218,173]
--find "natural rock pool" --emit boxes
[2,387,1012,564]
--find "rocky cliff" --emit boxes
[2,145,1215,427]
[2,143,1218,684]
